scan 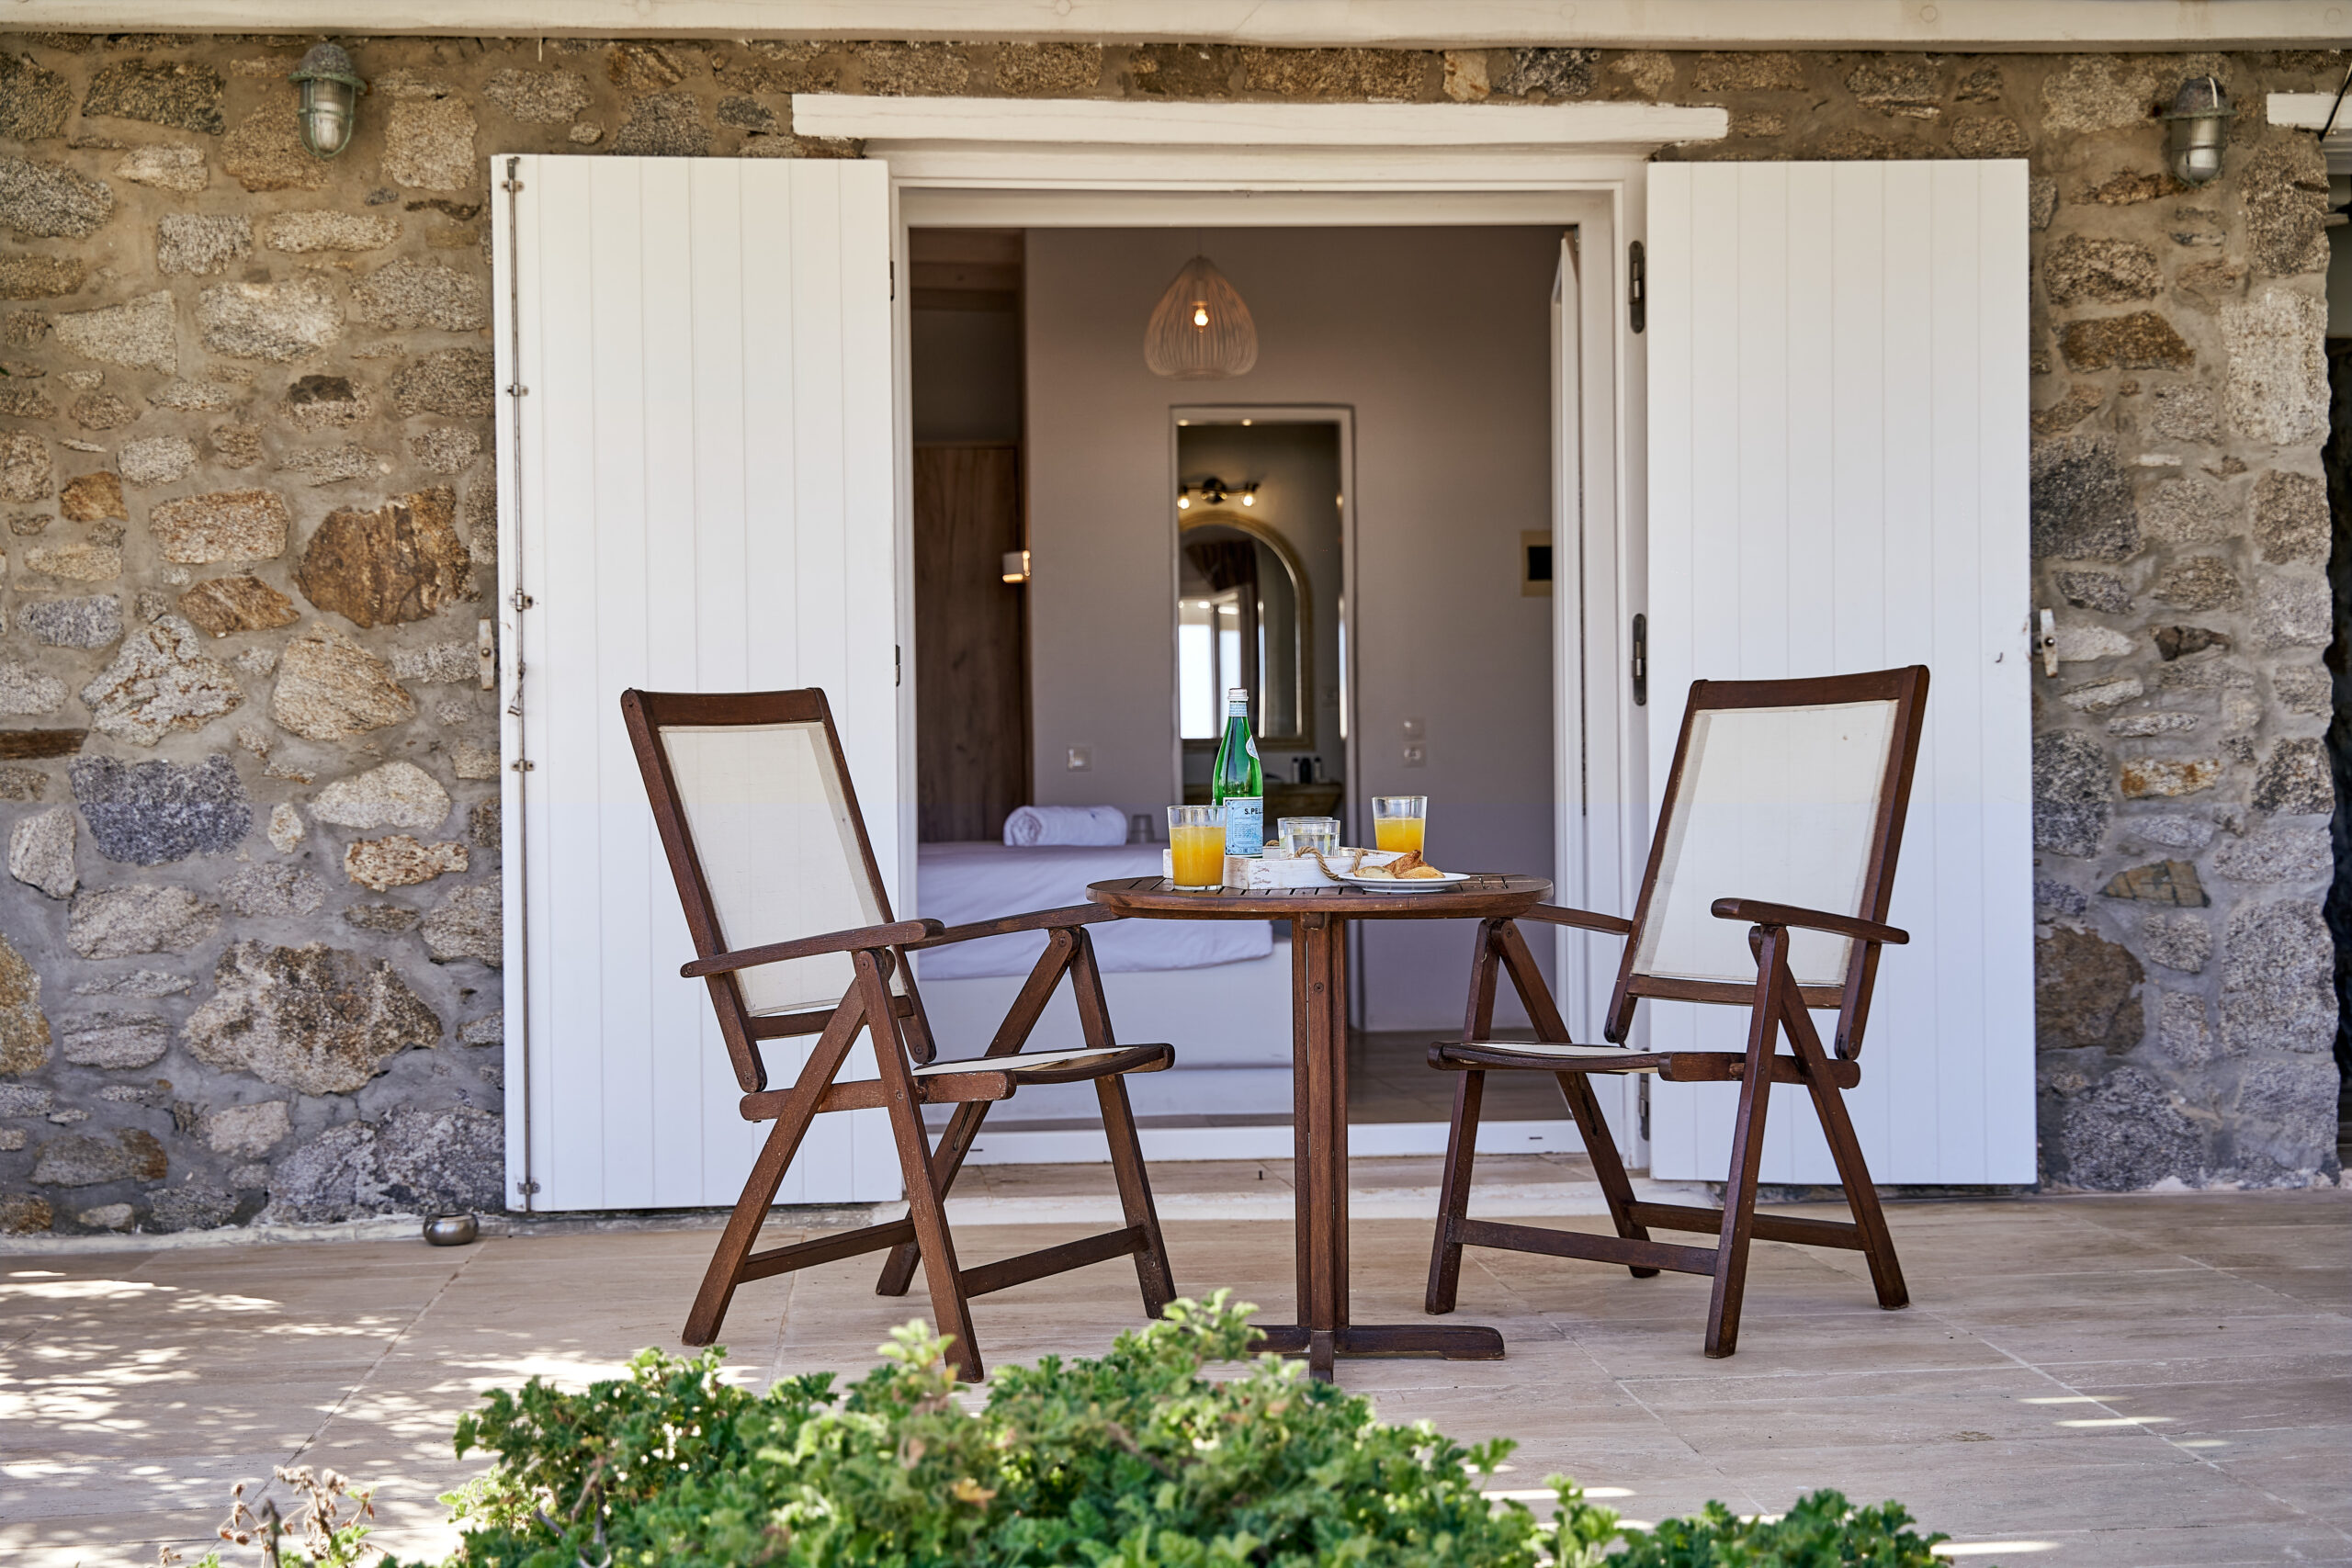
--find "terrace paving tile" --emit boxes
[2,1175,2345,1566]
[0,1506,234,1568]
[2211,1265,2352,1310]
[1963,1311,2350,1367]
[2202,1424,2352,1518]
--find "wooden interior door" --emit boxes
[914,444,1029,841]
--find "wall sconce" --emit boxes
[1000,549,1030,584]
[1176,476,1257,512]
[2160,75,2230,186]
[289,42,367,160]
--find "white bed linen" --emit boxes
[1001,804,1128,846]
[915,840,1272,980]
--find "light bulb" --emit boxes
[1177,495,1190,509]
[1241,491,1254,506]
[1193,303,1209,328]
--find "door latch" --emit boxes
[2037,608,2058,676]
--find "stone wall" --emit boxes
[0,33,2339,1235]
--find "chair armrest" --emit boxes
[1519,903,1634,937]
[681,919,944,978]
[906,904,1123,948]
[1709,898,1906,946]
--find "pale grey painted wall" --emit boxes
[1023,225,1559,1028]
[910,308,1023,445]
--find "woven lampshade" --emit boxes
[1145,254,1258,379]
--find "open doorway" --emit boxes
[910,229,1030,844]
[908,222,1575,1157]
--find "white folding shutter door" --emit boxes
[496,156,901,1211]
[1644,161,2034,1185]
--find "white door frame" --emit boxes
[799,96,1731,1163]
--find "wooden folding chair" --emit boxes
[622,688,1177,1381]
[1425,667,1929,1358]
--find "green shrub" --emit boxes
[1611,1490,1950,1567]
[194,1292,1955,1567]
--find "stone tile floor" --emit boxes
[1,1159,2345,1566]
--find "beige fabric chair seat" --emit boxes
[1435,1040,1667,1072]
[910,1044,1172,1079]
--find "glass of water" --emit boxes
[1279,816,1339,856]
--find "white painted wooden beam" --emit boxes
[2,0,2343,49]
[2267,91,2352,174]
[794,96,1728,152]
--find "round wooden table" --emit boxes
[1087,872,1551,1380]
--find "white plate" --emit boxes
[1337,871,1471,892]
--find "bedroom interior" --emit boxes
[907,222,1578,1162]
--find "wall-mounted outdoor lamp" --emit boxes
[289,42,367,160]
[2159,75,2231,186]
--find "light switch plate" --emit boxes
[1066,745,1092,772]
[1401,716,1426,740]
[1402,744,1426,768]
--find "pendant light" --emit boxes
[1146,254,1258,379]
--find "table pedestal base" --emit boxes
[1083,879,1552,1386]
[1250,1323,1507,1379]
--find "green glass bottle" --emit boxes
[1211,686,1263,857]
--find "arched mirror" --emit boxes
[1178,516,1308,745]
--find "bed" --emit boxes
[914,841,1271,979]
[914,841,1293,1124]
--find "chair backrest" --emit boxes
[621,688,905,1091]
[1608,667,1928,1056]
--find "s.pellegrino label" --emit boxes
[1212,686,1264,858]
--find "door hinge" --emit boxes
[1637,1077,1650,1142]
[511,757,536,773]
[888,259,896,300]
[505,383,529,398]
[1627,241,1645,334]
[511,590,534,611]
[514,1178,540,1196]
[1630,612,1648,706]
[895,645,902,687]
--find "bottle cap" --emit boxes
[1227,687,1249,701]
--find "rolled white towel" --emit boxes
[1002,804,1129,847]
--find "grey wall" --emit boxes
[911,309,1023,445]
[1023,225,1558,1028]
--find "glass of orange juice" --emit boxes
[1373,795,1427,855]
[1168,805,1227,891]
